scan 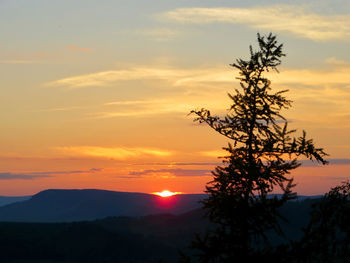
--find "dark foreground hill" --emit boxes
[0,198,320,263]
[0,209,207,263]
[0,189,206,222]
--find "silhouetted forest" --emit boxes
[0,197,325,263]
[1,193,349,262]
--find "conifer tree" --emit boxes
[190,33,328,262]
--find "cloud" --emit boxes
[100,99,190,118]
[271,67,350,87]
[0,60,43,64]
[139,28,180,41]
[137,160,350,168]
[36,99,194,119]
[325,57,350,67]
[136,162,221,166]
[43,61,350,121]
[128,168,211,177]
[95,101,193,118]
[172,162,221,166]
[0,172,51,180]
[89,168,102,172]
[324,176,350,181]
[301,159,350,167]
[104,99,167,106]
[45,61,350,90]
[64,46,93,52]
[327,159,350,165]
[44,67,230,89]
[37,106,84,112]
[162,6,350,41]
[200,150,228,158]
[55,146,172,159]
[119,28,180,41]
[0,168,102,180]
[31,168,102,175]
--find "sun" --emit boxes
[153,190,181,197]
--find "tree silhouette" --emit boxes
[294,181,350,262]
[189,33,328,262]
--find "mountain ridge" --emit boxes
[0,188,323,223]
[0,189,207,222]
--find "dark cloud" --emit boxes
[118,176,142,179]
[325,176,350,181]
[0,168,102,180]
[135,162,221,166]
[128,168,211,177]
[30,168,102,175]
[122,159,350,179]
[136,159,350,168]
[300,159,350,167]
[328,159,350,165]
[89,168,103,172]
[167,162,221,166]
[0,173,51,180]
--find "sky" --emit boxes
[0,0,349,196]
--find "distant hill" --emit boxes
[0,189,206,222]
[0,195,31,207]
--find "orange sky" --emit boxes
[0,0,349,196]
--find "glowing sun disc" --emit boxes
[153,190,181,197]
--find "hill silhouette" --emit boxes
[0,195,31,207]
[0,189,206,222]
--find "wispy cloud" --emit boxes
[135,162,221,166]
[37,99,193,118]
[45,61,350,90]
[325,57,350,67]
[162,6,350,41]
[0,173,51,180]
[64,46,93,52]
[0,168,101,180]
[200,150,228,158]
[136,160,350,168]
[104,99,167,106]
[139,28,180,41]
[0,60,43,64]
[55,146,172,160]
[44,67,230,89]
[119,27,180,41]
[36,106,84,112]
[272,66,350,87]
[301,159,350,167]
[128,168,211,178]
[31,168,102,175]
[95,101,193,118]
[43,61,350,120]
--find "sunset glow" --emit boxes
[153,190,181,197]
[0,0,349,196]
